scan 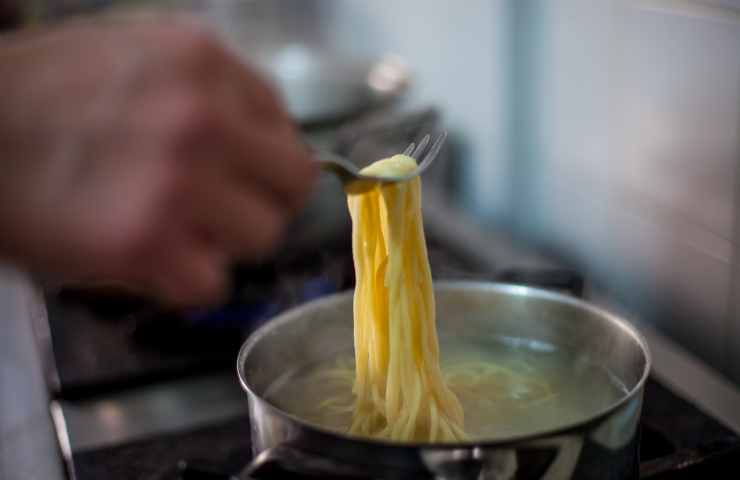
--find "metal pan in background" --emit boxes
[254,45,411,126]
[195,0,412,126]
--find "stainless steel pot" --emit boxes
[236,282,651,479]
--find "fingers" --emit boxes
[58,25,319,307]
[215,41,291,126]
[151,97,310,258]
[153,53,317,215]
[228,126,318,212]
[203,42,318,211]
[81,226,228,308]
[186,163,287,259]
[231,57,290,126]
[146,232,228,307]
[139,33,317,304]
[212,63,319,212]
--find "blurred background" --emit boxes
[9,0,739,384]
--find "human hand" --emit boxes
[0,18,317,305]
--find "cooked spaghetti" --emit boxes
[346,154,466,442]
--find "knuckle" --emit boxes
[158,276,194,307]
[287,180,313,211]
[106,168,186,264]
[286,154,319,207]
[161,94,217,156]
[248,78,288,120]
[167,271,225,307]
[299,155,320,192]
[101,218,153,266]
[253,75,282,106]
[167,24,222,71]
[157,160,190,206]
[251,211,285,255]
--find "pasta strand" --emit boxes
[346,154,466,442]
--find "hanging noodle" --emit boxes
[345,154,466,442]
[293,153,560,442]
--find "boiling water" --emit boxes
[264,336,627,442]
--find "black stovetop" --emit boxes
[68,378,740,480]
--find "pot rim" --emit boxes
[236,280,651,449]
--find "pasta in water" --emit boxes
[346,154,466,442]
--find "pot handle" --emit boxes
[238,444,373,480]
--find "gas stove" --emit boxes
[37,110,740,479]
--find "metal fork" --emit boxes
[315,132,447,193]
